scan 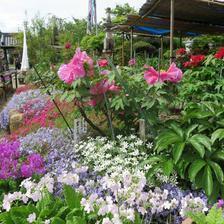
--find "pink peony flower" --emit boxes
[144,63,183,85]
[58,48,94,84]
[144,66,160,85]
[98,59,109,67]
[162,63,183,83]
[128,58,136,66]
[100,70,110,75]
[90,79,120,95]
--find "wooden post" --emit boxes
[122,32,125,66]
[130,27,134,59]
[139,119,146,142]
[170,0,175,64]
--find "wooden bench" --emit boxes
[0,69,18,101]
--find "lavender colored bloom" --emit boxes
[217,199,224,208]
[21,153,45,178]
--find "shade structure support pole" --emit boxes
[130,27,134,59]
[179,33,182,47]
[170,0,175,64]
[122,32,125,66]
[160,36,164,67]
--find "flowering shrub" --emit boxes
[214,47,224,59]
[183,54,205,68]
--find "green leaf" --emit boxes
[208,161,224,184]
[52,217,66,224]
[173,142,185,164]
[202,165,213,196]
[156,130,180,152]
[162,160,173,176]
[211,129,224,144]
[191,134,211,151]
[188,159,206,182]
[170,123,184,139]
[0,212,14,224]
[185,124,198,139]
[63,185,82,209]
[188,136,205,158]
[212,151,224,161]
[206,206,224,224]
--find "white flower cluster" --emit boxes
[3,174,54,211]
[2,171,79,212]
[81,170,150,223]
[74,135,151,174]
[57,171,79,185]
[148,188,179,214]
[180,194,208,217]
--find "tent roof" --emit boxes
[139,0,224,26]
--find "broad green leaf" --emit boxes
[190,134,211,151]
[156,130,180,152]
[202,165,213,196]
[63,185,82,209]
[185,124,198,139]
[162,160,173,176]
[208,161,224,184]
[188,137,205,158]
[173,142,185,164]
[212,151,224,161]
[211,129,224,144]
[188,159,206,182]
[52,217,66,224]
[0,212,14,224]
[170,123,184,139]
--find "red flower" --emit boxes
[98,59,109,67]
[183,54,205,68]
[65,42,71,49]
[214,47,224,59]
[176,48,186,56]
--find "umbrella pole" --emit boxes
[170,0,175,64]
[130,27,134,59]
[122,32,125,66]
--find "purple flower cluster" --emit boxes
[0,138,46,180]
[19,127,75,175]
[21,154,45,178]
[0,89,48,129]
[0,139,20,179]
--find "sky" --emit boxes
[0,0,146,32]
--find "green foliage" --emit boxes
[188,205,224,224]
[152,102,224,199]
[178,56,224,105]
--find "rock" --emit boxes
[182,218,193,224]
[9,109,23,133]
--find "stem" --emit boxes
[103,93,115,140]
[77,105,106,137]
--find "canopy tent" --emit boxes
[139,0,224,26]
